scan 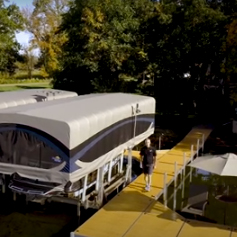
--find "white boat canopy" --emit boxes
[0,93,155,149]
[0,89,77,109]
[0,93,155,183]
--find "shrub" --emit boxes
[0,78,52,84]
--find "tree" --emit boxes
[53,0,233,120]
[0,0,23,75]
[146,0,227,116]
[53,0,156,94]
[16,45,37,79]
[22,0,69,77]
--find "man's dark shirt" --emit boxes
[140,146,157,166]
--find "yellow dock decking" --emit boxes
[73,127,235,237]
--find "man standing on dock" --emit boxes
[140,139,157,191]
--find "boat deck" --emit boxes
[72,127,232,237]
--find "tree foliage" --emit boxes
[147,0,227,114]
[0,0,23,75]
[49,0,237,117]
[22,0,69,77]
[16,45,37,79]
[53,0,157,93]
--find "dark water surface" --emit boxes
[0,116,196,237]
[159,122,237,227]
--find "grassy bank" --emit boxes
[0,83,51,92]
[0,80,52,92]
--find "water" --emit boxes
[158,123,237,227]
[0,159,141,237]
[159,168,237,226]
[0,119,194,237]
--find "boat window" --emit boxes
[0,129,63,169]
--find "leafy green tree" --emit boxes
[53,0,155,94]
[22,0,69,78]
[0,0,23,75]
[52,0,234,120]
[16,45,37,79]
[147,0,227,115]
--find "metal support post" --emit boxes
[77,201,81,217]
[82,175,88,202]
[97,166,104,206]
[119,153,124,173]
[108,160,113,183]
[95,169,100,191]
[196,139,200,157]
[183,152,186,178]
[13,192,16,201]
[181,176,185,209]
[173,162,177,210]
[190,145,194,161]
[190,145,194,183]
[127,147,132,183]
[163,172,167,208]
[183,152,186,168]
[181,154,186,209]
[202,133,205,153]
[2,174,5,194]
[159,136,161,150]
[179,171,182,190]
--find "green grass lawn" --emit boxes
[13,70,45,80]
[0,83,52,92]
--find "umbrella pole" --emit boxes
[223,186,229,225]
[224,202,227,225]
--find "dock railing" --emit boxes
[161,134,205,209]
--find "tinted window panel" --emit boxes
[0,130,63,169]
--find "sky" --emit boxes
[9,0,33,47]
[8,0,40,54]
[10,0,33,8]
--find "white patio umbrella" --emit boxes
[188,153,237,225]
[188,153,237,177]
